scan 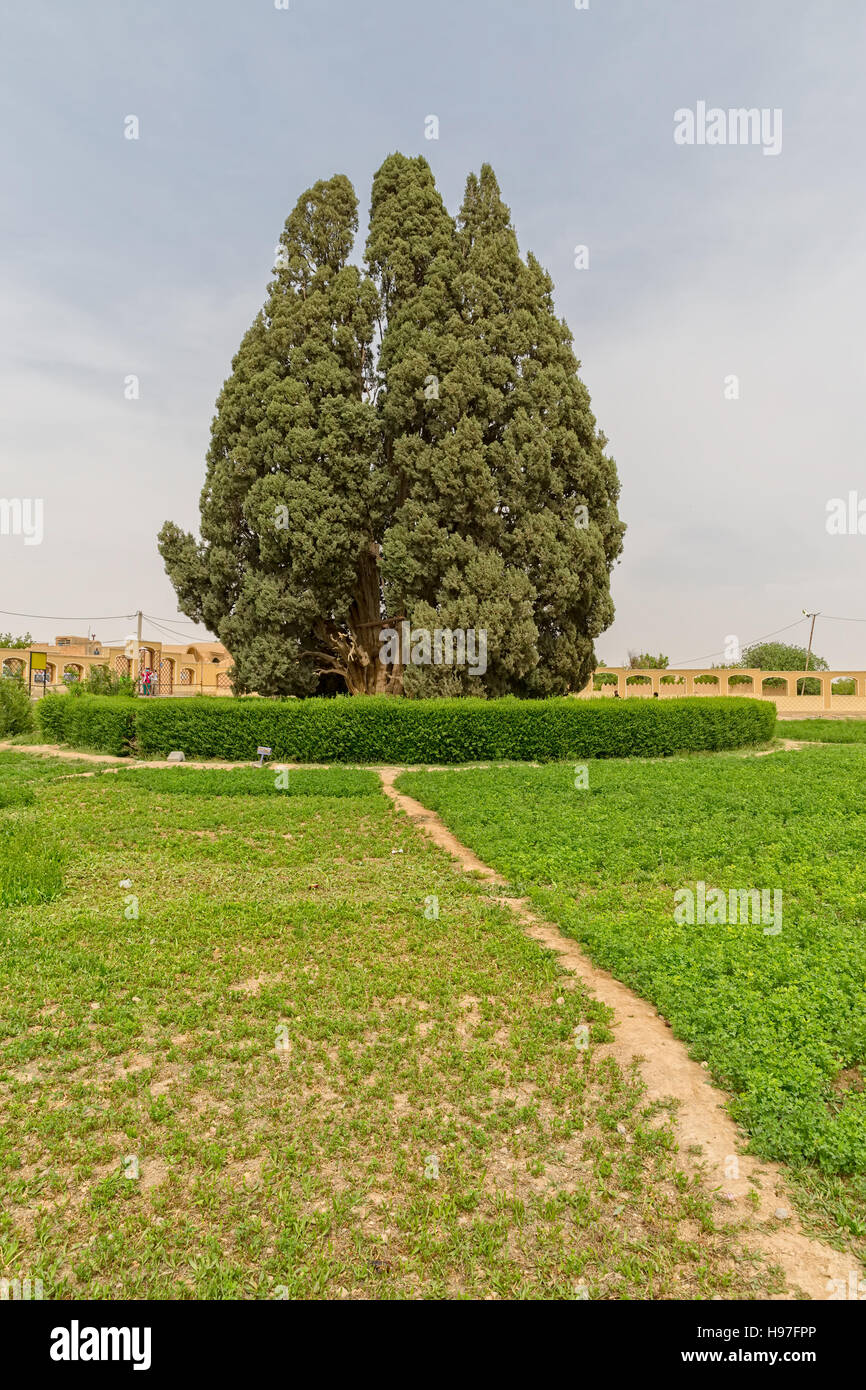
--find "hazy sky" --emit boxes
[2,0,864,667]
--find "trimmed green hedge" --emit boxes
[36,695,136,756]
[37,693,776,762]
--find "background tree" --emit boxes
[0,633,33,648]
[623,651,669,686]
[740,640,828,695]
[626,651,669,668]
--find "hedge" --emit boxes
[36,695,136,757]
[0,676,34,738]
[36,693,776,762]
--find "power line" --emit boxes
[143,614,215,639]
[669,617,807,668]
[141,617,191,644]
[144,614,206,630]
[143,616,209,646]
[0,609,135,622]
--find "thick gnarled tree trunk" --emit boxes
[309,543,403,694]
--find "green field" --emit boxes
[398,746,866,1257]
[109,766,377,797]
[0,751,784,1300]
[782,719,866,743]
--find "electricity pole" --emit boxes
[135,610,143,688]
[801,610,820,695]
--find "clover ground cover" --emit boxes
[397,746,866,1259]
[0,752,781,1299]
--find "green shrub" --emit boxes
[36,695,136,756]
[70,666,138,697]
[34,695,66,743]
[128,694,775,763]
[0,675,34,738]
[32,693,776,764]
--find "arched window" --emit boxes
[831,675,860,697]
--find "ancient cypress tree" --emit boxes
[507,239,626,695]
[158,175,387,695]
[451,164,624,695]
[159,157,624,696]
[365,154,538,696]
[365,156,624,695]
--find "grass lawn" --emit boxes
[397,746,866,1262]
[781,719,866,743]
[0,752,75,903]
[0,753,785,1300]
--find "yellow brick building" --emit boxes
[2,634,234,696]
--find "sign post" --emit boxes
[29,650,47,699]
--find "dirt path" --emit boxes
[1,742,531,773]
[378,766,860,1301]
[1,741,128,764]
[0,743,334,772]
[752,739,815,755]
[1,738,823,771]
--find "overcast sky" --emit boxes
[2,0,864,667]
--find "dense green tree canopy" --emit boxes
[626,652,669,669]
[739,640,828,694]
[741,641,827,671]
[159,156,625,696]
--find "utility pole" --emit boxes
[135,610,143,689]
[800,610,820,695]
